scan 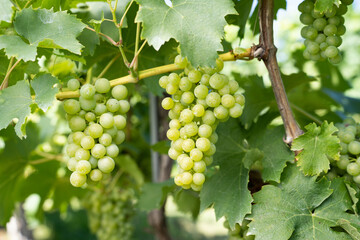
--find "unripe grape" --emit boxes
[111,85,128,100]
[200,74,210,85]
[166,83,178,95]
[76,160,92,174]
[205,143,216,156]
[338,130,355,143]
[89,156,98,168]
[181,172,193,185]
[114,115,126,130]
[348,141,360,155]
[196,138,211,152]
[191,183,202,191]
[80,84,96,99]
[106,144,119,158]
[91,144,106,159]
[202,110,216,125]
[214,105,229,120]
[347,162,360,176]
[209,73,225,90]
[88,123,103,139]
[184,122,198,137]
[67,157,77,171]
[106,98,120,112]
[180,109,194,123]
[172,139,184,152]
[192,173,205,185]
[193,160,206,172]
[159,76,169,88]
[168,147,181,160]
[90,169,103,181]
[114,130,125,145]
[100,113,114,129]
[328,54,342,64]
[98,156,115,173]
[104,126,117,138]
[174,55,188,68]
[192,104,205,117]
[118,100,130,114]
[182,139,195,152]
[95,78,111,93]
[94,103,107,116]
[168,73,181,85]
[298,0,314,13]
[300,13,314,25]
[167,128,180,141]
[169,119,181,129]
[229,103,243,118]
[67,79,80,91]
[69,116,86,131]
[85,112,96,122]
[337,155,350,170]
[210,132,218,143]
[190,148,204,162]
[75,148,90,161]
[206,92,221,107]
[198,124,212,138]
[179,156,193,171]
[324,46,339,58]
[188,70,202,83]
[204,156,213,166]
[64,99,81,114]
[179,77,193,91]
[81,136,95,150]
[99,133,112,146]
[161,97,174,110]
[70,171,87,187]
[194,85,209,99]
[66,143,81,157]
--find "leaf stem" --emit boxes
[55,50,253,99]
[258,0,303,144]
[97,54,121,79]
[130,40,147,68]
[0,58,21,90]
[23,0,35,8]
[132,22,141,71]
[86,26,119,47]
[290,103,323,125]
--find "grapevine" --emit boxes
[159,55,245,191]
[63,78,130,187]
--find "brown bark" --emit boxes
[258,0,303,144]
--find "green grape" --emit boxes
[347,162,360,176]
[181,172,193,185]
[311,10,324,18]
[168,148,181,160]
[180,109,194,123]
[326,36,342,47]
[192,173,205,185]
[106,144,119,158]
[161,97,174,110]
[95,78,111,93]
[337,155,350,170]
[214,105,229,120]
[196,137,211,152]
[182,139,195,152]
[70,171,87,187]
[72,131,85,145]
[202,110,217,125]
[67,157,77,171]
[179,77,193,91]
[192,104,205,117]
[167,128,180,141]
[348,141,360,155]
[88,123,104,139]
[80,84,96,99]
[118,100,130,114]
[166,83,178,95]
[159,76,169,88]
[193,161,206,172]
[174,55,188,68]
[300,13,314,25]
[75,148,90,161]
[81,136,95,150]
[325,5,337,18]
[111,85,128,100]
[114,115,126,130]
[89,156,98,168]
[324,24,337,36]
[172,139,184,152]
[79,96,96,111]
[338,130,355,143]
[198,124,212,138]
[67,79,80,91]
[298,0,314,13]
[104,126,117,138]
[209,73,226,90]
[206,92,221,107]
[114,131,125,145]
[188,70,202,83]
[106,99,120,112]
[100,113,114,129]
[200,74,210,85]
[204,156,213,166]
[194,85,209,99]
[99,133,112,147]
[181,91,195,105]
[169,119,181,129]
[69,116,86,131]
[178,156,194,171]
[76,160,92,174]
[324,46,339,58]
[342,0,353,5]
[336,4,347,15]
[91,144,107,159]
[94,103,107,116]
[314,34,326,44]
[221,94,236,108]
[305,26,318,40]
[328,54,342,64]
[64,99,81,114]
[66,143,81,157]
[229,103,243,118]
[98,156,115,173]
[89,169,103,181]
[337,25,346,35]
[85,112,96,122]
[190,148,203,162]
[184,122,198,137]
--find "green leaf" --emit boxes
[0,123,40,224]
[135,0,236,67]
[315,0,340,13]
[249,125,294,182]
[200,119,252,230]
[291,121,340,176]
[173,190,200,220]
[14,8,86,54]
[117,155,144,186]
[337,219,360,240]
[138,180,175,211]
[225,0,254,38]
[151,140,170,154]
[0,0,13,23]
[31,73,59,112]
[0,80,32,138]
[0,35,37,62]
[248,165,360,240]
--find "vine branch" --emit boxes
[55,49,254,100]
[258,0,303,144]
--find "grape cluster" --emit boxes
[329,117,360,185]
[159,56,245,191]
[63,78,129,187]
[223,219,254,240]
[84,186,135,240]
[298,0,353,64]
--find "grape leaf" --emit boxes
[291,121,340,176]
[0,0,13,23]
[0,123,39,224]
[248,125,294,182]
[0,80,32,138]
[116,155,144,186]
[138,180,175,211]
[323,88,360,114]
[248,165,360,240]
[173,190,200,220]
[315,0,340,13]
[226,0,254,38]
[31,74,59,112]
[135,0,236,67]
[0,35,37,62]
[14,8,86,55]
[200,119,252,230]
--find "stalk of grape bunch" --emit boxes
[63,78,130,187]
[159,54,245,191]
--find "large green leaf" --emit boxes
[226,0,254,38]
[200,119,253,230]
[0,0,13,23]
[0,35,37,62]
[138,180,175,211]
[14,8,86,55]
[0,123,40,224]
[291,121,340,176]
[248,165,360,240]
[31,73,59,112]
[0,80,32,138]
[135,0,236,67]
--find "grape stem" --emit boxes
[258,0,303,145]
[55,50,253,100]
[85,26,119,47]
[0,58,21,90]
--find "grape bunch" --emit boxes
[159,55,245,191]
[329,117,360,185]
[223,219,254,240]
[63,78,129,187]
[84,186,135,240]
[298,0,353,64]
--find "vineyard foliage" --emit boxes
[0,0,359,239]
